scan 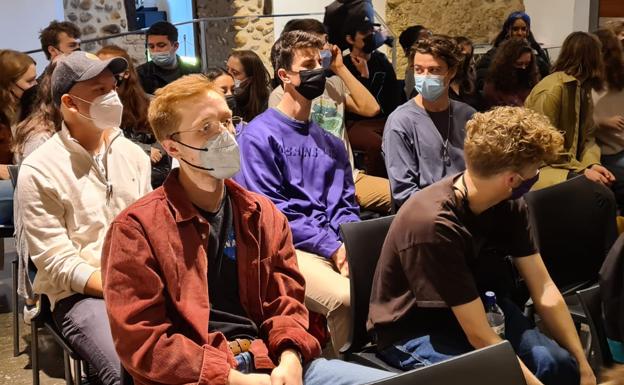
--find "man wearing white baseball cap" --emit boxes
[15,51,152,385]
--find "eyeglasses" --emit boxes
[170,116,243,140]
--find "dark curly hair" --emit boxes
[486,38,539,93]
[595,29,624,92]
[410,35,463,73]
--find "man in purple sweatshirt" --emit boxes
[235,30,359,356]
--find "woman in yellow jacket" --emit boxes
[525,31,615,190]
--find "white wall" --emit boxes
[525,0,591,59]
[0,0,65,75]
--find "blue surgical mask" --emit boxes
[414,74,446,101]
[320,49,332,69]
[151,51,177,68]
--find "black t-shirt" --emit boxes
[368,173,537,349]
[196,192,259,341]
[343,51,404,119]
[427,107,451,141]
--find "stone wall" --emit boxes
[386,0,525,77]
[64,0,129,51]
[196,0,274,71]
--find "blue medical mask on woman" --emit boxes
[414,74,446,101]
[320,49,332,69]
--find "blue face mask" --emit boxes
[151,51,177,68]
[320,49,332,69]
[414,74,446,101]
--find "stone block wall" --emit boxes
[64,0,129,51]
[196,0,274,71]
[386,0,525,77]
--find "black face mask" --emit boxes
[294,68,326,100]
[225,94,237,114]
[516,68,531,83]
[362,34,376,54]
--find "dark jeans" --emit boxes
[0,179,13,225]
[378,299,580,385]
[53,295,120,385]
[601,152,624,212]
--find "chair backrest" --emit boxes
[576,285,613,370]
[366,341,526,385]
[339,215,395,353]
[7,164,19,188]
[524,176,617,291]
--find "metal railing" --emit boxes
[23,11,400,72]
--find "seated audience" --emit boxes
[593,29,624,210]
[39,20,81,63]
[476,11,550,93]
[15,51,151,385]
[525,32,615,191]
[269,18,390,214]
[137,21,200,95]
[370,106,596,385]
[450,36,480,109]
[235,31,360,356]
[102,73,393,385]
[483,38,540,110]
[97,45,171,188]
[226,50,271,122]
[399,25,432,98]
[0,49,37,225]
[383,36,475,210]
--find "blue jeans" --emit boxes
[378,299,580,385]
[0,179,13,226]
[234,354,394,385]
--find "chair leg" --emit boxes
[63,352,71,385]
[73,358,81,385]
[31,322,39,385]
[12,258,19,357]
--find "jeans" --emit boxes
[0,179,13,225]
[53,295,120,385]
[378,299,580,385]
[601,151,624,211]
[236,355,393,385]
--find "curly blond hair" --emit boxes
[464,106,564,177]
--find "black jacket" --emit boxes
[600,232,624,363]
[136,55,200,95]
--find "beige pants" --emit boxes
[295,249,351,357]
[355,172,392,214]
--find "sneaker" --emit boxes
[23,302,39,325]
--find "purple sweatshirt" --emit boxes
[234,108,359,259]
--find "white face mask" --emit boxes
[177,130,241,180]
[70,90,124,130]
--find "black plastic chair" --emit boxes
[524,175,617,325]
[364,341,526,385]
[576,285,613,375]
[339,215,399,372]
[30,284,88,385]
[524,175,617,293]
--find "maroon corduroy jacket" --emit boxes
[102,170,321,385]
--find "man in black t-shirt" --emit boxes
[369,107,597,385]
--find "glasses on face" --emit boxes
[170,116,243,141]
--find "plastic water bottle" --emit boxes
[484,291,505,339]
